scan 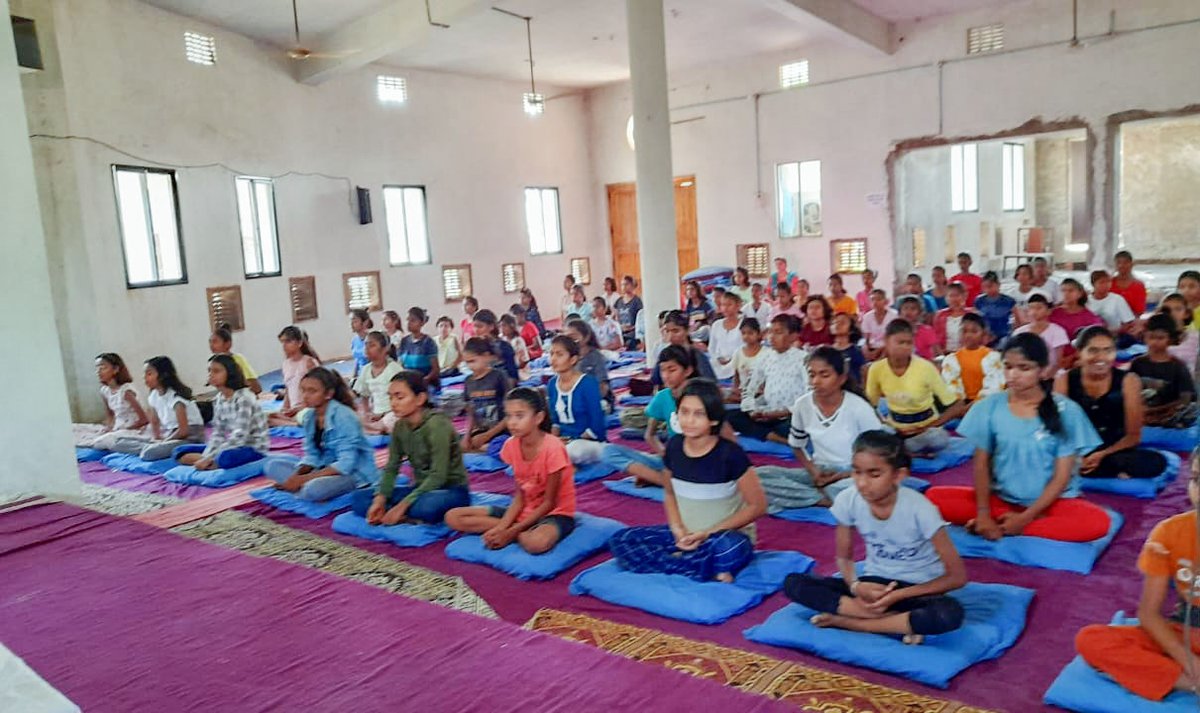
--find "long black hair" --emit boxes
[565,318,601,350]
[350,309,374,329]
[208,353,246,391]
[657,344,696,373]
[366,330,396,361]
[505,386,553,433]
[807,345,865,398]
[96,352,133,385]
[1001,333,1062,435]
[679,379,726,434]
[278,325,320,361]
[145,356,192,400]
[302,366,356,409]
[390,370,431,406]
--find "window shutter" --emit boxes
[342,271,381,313]
[184,32,216,65]
[442,265,472,302]
[570,257,591,285]
[502,263,525,293]
[830,238,868,274]
[289,276,318,323]
[206,285,244,332]
[967,23,1004,55]
[912,228,927,268]
[736,243,770,278]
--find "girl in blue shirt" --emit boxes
[546,336,607,465]
[397,306,440,390]
[926,333,1110,542]
[349,309,373,377]
[263,367,377,502]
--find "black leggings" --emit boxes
[783,573,965,636]
[726,410,789,441]
[1084,447,1168,479]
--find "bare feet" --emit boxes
[902,634,925,645]
[715,572,734,583]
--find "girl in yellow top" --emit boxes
[866,320,966,455]
[940,313,1005,406]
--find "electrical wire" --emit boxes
[27,133,357,215]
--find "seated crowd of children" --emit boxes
[72,254,1200,702]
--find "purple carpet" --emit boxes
[244,441,1193,713]
[0,503,788,713]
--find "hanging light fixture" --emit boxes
[495,8,543,116]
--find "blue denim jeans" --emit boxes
[350,485,471,524]
[262,455,360,502]
[172,443,264,469]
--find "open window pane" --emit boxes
[776,163,799,238]
[950,143,978,212]
[1002,143,1025,211]
[525,188,562,255]
[145,172,183,282]
[113,166,185,287]
[115,170,154,285]
[402,188,429,264]
[383,186,430,265]
[255,181,279,273]
[235,179,258,273]
[798,160,822,236]
[235,176,280,278]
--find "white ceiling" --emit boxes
[139,0,1022,88]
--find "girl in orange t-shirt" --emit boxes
[445,387,576,554]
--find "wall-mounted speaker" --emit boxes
[356,186,372,225]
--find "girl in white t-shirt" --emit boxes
[708,292,745,381]
[783,430,967,643]
[730,318,764,402]
[74,352,150,449]
[755,346,883,511]
[587,297,624,353]
[109,356,205,460]
[354,331,403,434]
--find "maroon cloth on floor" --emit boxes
[0,503,787,713]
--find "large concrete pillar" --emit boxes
[626,0,679,353]
[0,0,80,498]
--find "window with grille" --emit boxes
[235,176,281,278]
[570,257,591,285]
[967,23,1004,54]
[382,185,430,265]
[112,165,187,288]
[1002,142,1026,211]
[525,187,562,255]
[912,228,927,268]
[184,32,216,65]
[830,238,868,274]
[442,265,473,302]
[502,263,525,293]
[377,75,407,104]
[776,160,822,238]
[736,244,770,278]
[343,271,381,313]
[950,143,978,212]
[289,276,318,323]
[779,60,809,88]
[206,285,244,332]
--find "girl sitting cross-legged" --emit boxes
[609,380,768,583]
[446,388,576,554]
[263,367,377,502]
[73,352,150,449]
[108,356,203,460]
[354,331,404,435]
[784,430,967,644]
[926,333,1111,542]
[546,335,607,465]
[174,355,269,471]
[351,371,470,524]
[1132,313,1198,428]
[267,326,321,428]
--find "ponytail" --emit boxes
[366,330,396,361]
[1037,381,1063,436]
[302,367,356,409]
[279,325,321,362]
[1003,333,1063,435]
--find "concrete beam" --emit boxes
[762,0,896,55]
[296,0,490,85]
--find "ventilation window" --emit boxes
[184,32,216,65]
[289,276,318,323]
[736,244,770,278]
[912,228,927,268]
[502,262,525,293]
[523,92,545,116]
[967,23,1004,54]
[377,75,407,104]
[343,271,381,312]
[206,285,244,332]
[779,60,809,88]
[442,265,473,302]
[570,257,591,286]
[831,238,868,275]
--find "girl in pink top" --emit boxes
[1050,279,1104,369]
[898,296,940,360]
[268,326,322,427]
[446,387,577,554]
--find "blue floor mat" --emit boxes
[1079,450,1180,498]
[948,507,1123,574]
[249,487,359,519]
[464,453,509,473]
[620,395,653,407]
[162,459,266,487]
[76,447,108,462]
[99,452,175,476]
[736,436,794,458]
[330,492,510,547]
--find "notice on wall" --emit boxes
[865,192,886,208]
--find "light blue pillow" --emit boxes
[736,436,795,459]
[100,452,175,475]
[571,461,620,484]
[908,437,975,474]
[1045,656,1196,713]
[948,507,1123,574]
[1141,425,1198,453]
[366,434,390,448]
[268,425,306,439]
[249,487,359,519]
[569,551,815,625]
[464,453,509,473]
[605,413,622,429]
[163,459,265,487]
[603,476,664,502]
[744,581,1035,689]
[445,512,624,580]
[1080,450,1180,498]
[331,492,510,546]
[76,447,108,462]
[620,395,653,407]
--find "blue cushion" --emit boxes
[249,487,359,519]
[1117,343,1149,361]
[268,425,306,439]
[1045,657,1196,713]
[100,452,175,476]
[603,476,665,502]
[330,492,511,547]
[744,581,1035,689]
[736,436,795,458]
[1080,450,1180,498]
[162,459,266,487]
[771,477,931,526]
[76,447,108,462]
[569,551,815,625]
[1141,425,1199,452]
[605,412,622,429]
[258,399,285,413]
[464,453,509,472]
[366,434,390,448]
[445,512,624,580]
[948,507,1122,574]
[571,461,620,484]
[908,437,975,474]
[620,395,653,407]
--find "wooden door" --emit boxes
[606,176,699,286]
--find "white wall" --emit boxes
[20,0,605,420]
[585,0,1200,294]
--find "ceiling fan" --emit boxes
[285,0,357,60]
